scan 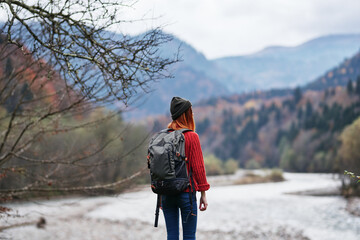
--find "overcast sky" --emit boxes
[117,0,360,59]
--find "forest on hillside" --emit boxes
[195,78,360,174]
[179,50,360,182]
[149,51,360,197]
[0,47,151,200]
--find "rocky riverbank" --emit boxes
[1,172,359,240]
[1,212,310,240]
[346,197,360,216]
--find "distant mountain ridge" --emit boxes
[305,51,360,90]
[148,46,360,173]
[125,34,230,119]
[126,33,360,119]
[199,49,360,108]
[213,34,360,92]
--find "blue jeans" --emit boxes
[161,192,197,240]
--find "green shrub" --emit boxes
[245,159,261,169]
[234,169,285,185]
[204,155,239,176]
[224,158,238,175]
[268,168,285,182]
[204,154,224,176]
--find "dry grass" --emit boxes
[233,169,285,185]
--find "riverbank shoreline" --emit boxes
[0,169,338,205]
[1,172,359,240]
[0,204,311,240]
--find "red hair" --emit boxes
[167,107,196,131]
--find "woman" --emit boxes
[162,96,210,240]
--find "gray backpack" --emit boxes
[147,128,192,194]
[147,128,195,227]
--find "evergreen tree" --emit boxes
[287,122,299,142]
[324,89,329,99]
[293,87,302,104]
[331,88,336,96]
[197,118,210,135]
[297,108,303,120]
[356,76,360,95]
[305,101,313,118]
[347,79,353,94]
[275,108,282,122]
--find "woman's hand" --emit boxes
[199,191,208,211]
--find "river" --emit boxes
[1,172,359,240]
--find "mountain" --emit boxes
[126,33,360,119]
[0,35,83,115]
[148,42,360,173]
[192,50,360,172]
[198,49,360,108]
[0,37,68,112]
[213,34,360,92]
[305,51,360,90]
[124,35,229,119]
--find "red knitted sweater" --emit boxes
[183,131,210,192]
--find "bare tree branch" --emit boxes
[0,0,176,200]
[0,166,147,194]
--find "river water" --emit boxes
[1,172,360,240]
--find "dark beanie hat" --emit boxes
[170,97,192,120]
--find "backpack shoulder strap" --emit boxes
[166,128,192,135]
[154,194,161,227]
[178,128,192,134]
